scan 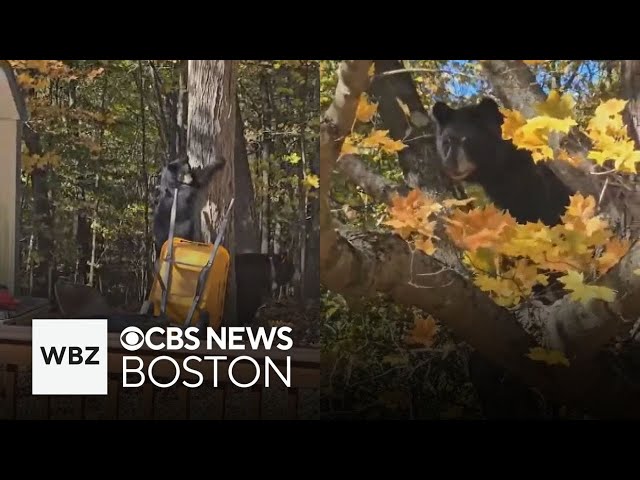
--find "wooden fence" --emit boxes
[0,325,320,420]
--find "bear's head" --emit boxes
[431,97,506,182]
[162,154,195,189]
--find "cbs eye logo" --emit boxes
[120,327,146,351]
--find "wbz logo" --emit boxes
[32,319,108,395]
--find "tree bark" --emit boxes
[622,60,640,149]
[259,74,273,254]
[177,60,189,158]
[23,126,53,299]
[233,93,259,253]
[187,60,237,326]
[304,68,321,303]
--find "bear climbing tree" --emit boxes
[320,60,640,419]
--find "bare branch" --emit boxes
[336,154,408,204]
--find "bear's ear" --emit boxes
[476,97,504,126]
[432,101,454,126]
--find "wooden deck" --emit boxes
[0,324,320,420]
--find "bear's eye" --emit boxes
[442,134,465,152]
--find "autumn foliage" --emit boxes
[378,88,637,312]
[336,72,640,368]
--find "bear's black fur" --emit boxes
[431,97,573,226]
[152,154,226,256]
[431,97,576,418]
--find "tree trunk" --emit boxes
[67,81,91,285]
[23,126,53,299]
[303,67,321,304]
[622,60,640,149]
[259,74,272,254]
[297,133,307,301]
[187,60,237,326]
[177,60,189,159]
[233,93,259,253]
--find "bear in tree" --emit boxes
[431,97,573,226]
[431,97,576,418]
[152,154,226,256]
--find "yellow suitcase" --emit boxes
[146,191,234,330]
[149,238,230,330]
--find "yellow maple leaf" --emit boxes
[463,248,499,275]
[505,259,548,294]
[445,205,517,252]
[595,98,628,118]
[559,270,617,304]
[523,60,547,66]
[504,92,577,163]
[526,347,570,367]
[511,121,554,162]
[379,136,408,154]
[496,221,554,260]
[588,107,627,142]
[405,315,439,347]
[474,273,515,297]
[597,237,631,275]
[556,148,582,167]
[368,63,375,77]
[340,135,359,155]
[534,89,576,119]
[500,108,527,141]
[518,116,576,141]
[585,98,640,173]
[361,129,391,148]
[414,236,437,255]
[304,173,319,189]
[588,140,640,173]
[564,193,596,220]
[383,219,414,240]
[355,94,378,123]
[383,189,442,242]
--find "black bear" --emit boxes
[152,154,226,256]
[431,97,573,226]
[431,97,575,418]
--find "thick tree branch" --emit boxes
[338,154,640,364]
[543,241,640,359]
[320,61,374,298]
[336,154,407,204]
[622,61,640,149]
